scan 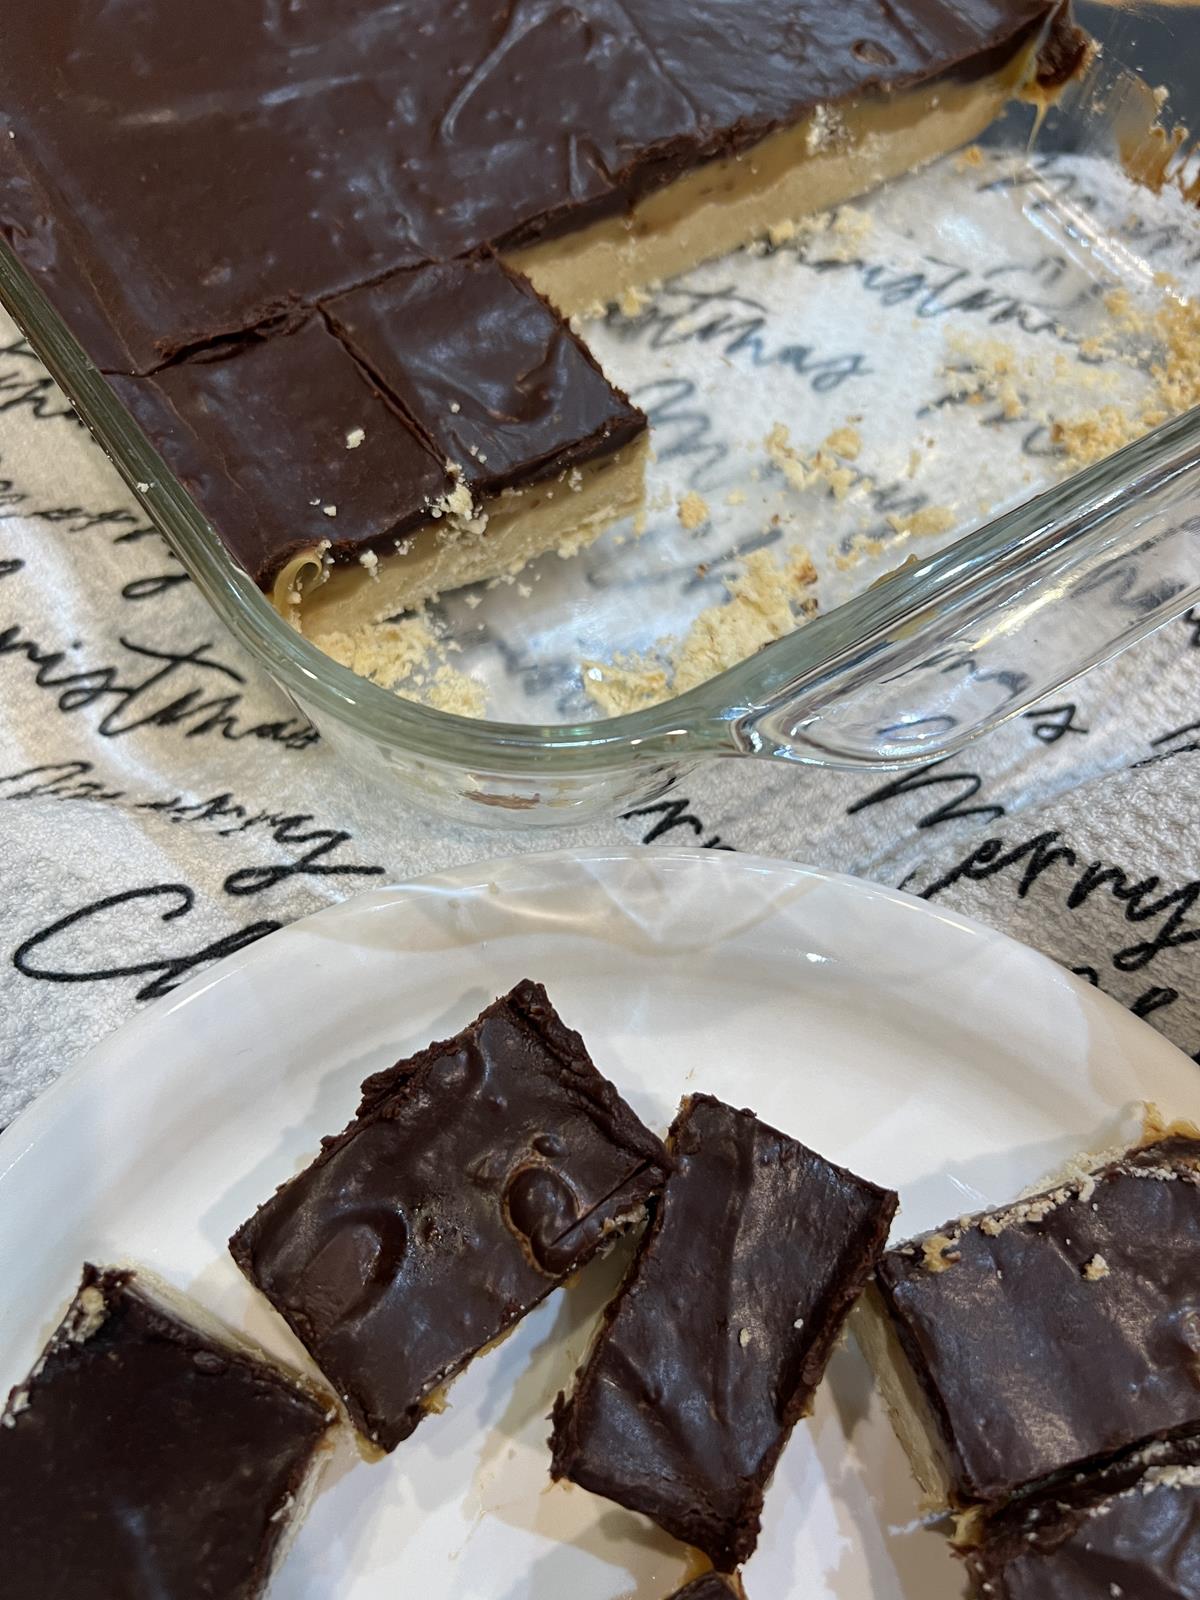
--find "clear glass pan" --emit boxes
[3,0,1199,825]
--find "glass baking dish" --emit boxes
[3,0,1199,827]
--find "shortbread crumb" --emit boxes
[823,424,862,461]
[581,546,818,716]
[887,505,957,538]
[677,490,710,530]
[921,1233,961,1273]
[315,614,486,718]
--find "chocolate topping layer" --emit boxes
[108,317,452,586]
[1,0,1064,373]
[325,254,644,501]
[106,259,643,587]
[875,1137,1200,1507]
[550,1094,898,1570]
[0,1265,331,1600]
[230,980,668,1452]
[963,1436,1200,1599]
[0,1,1072,593]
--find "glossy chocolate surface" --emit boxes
[106,260,644,587]
[1,1,1070,587]
[230,980,668,1452]
[325,254,643,500]
[0,1265,330,1600]
[550,1094,897,1570]
[108,317,452,585]
[964,1436,1200,1598]
[876,1137,1200,1506]
[1,0,1063,373]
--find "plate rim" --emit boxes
[3,843,1186,1188]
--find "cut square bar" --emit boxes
[230,980,668,1452]
[859,1135,1200,1509]
[0,1264,334,1600]
[107,316,452,598]
[108,298,645,627]
[550,1094,897,1569]
[301,253,647,633]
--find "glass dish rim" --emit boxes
[5,221,1200,777]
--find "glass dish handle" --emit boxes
[731,409,1200,767]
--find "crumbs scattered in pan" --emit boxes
[321,150,1198,722]
[1053,290,1200,466]
[766,423,859,501]
[941,288,1200,471]
[317,615,487,718]
[768,204,874,262]
[581,546,818,716]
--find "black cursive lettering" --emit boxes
[12,885,281,1001]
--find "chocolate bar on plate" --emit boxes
[0,1264,334,1600]
[551,1094,897,1569]
[231,980,668,1452]
[859,1135,1200,1508]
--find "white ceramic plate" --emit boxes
[3,848,1197,1599]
